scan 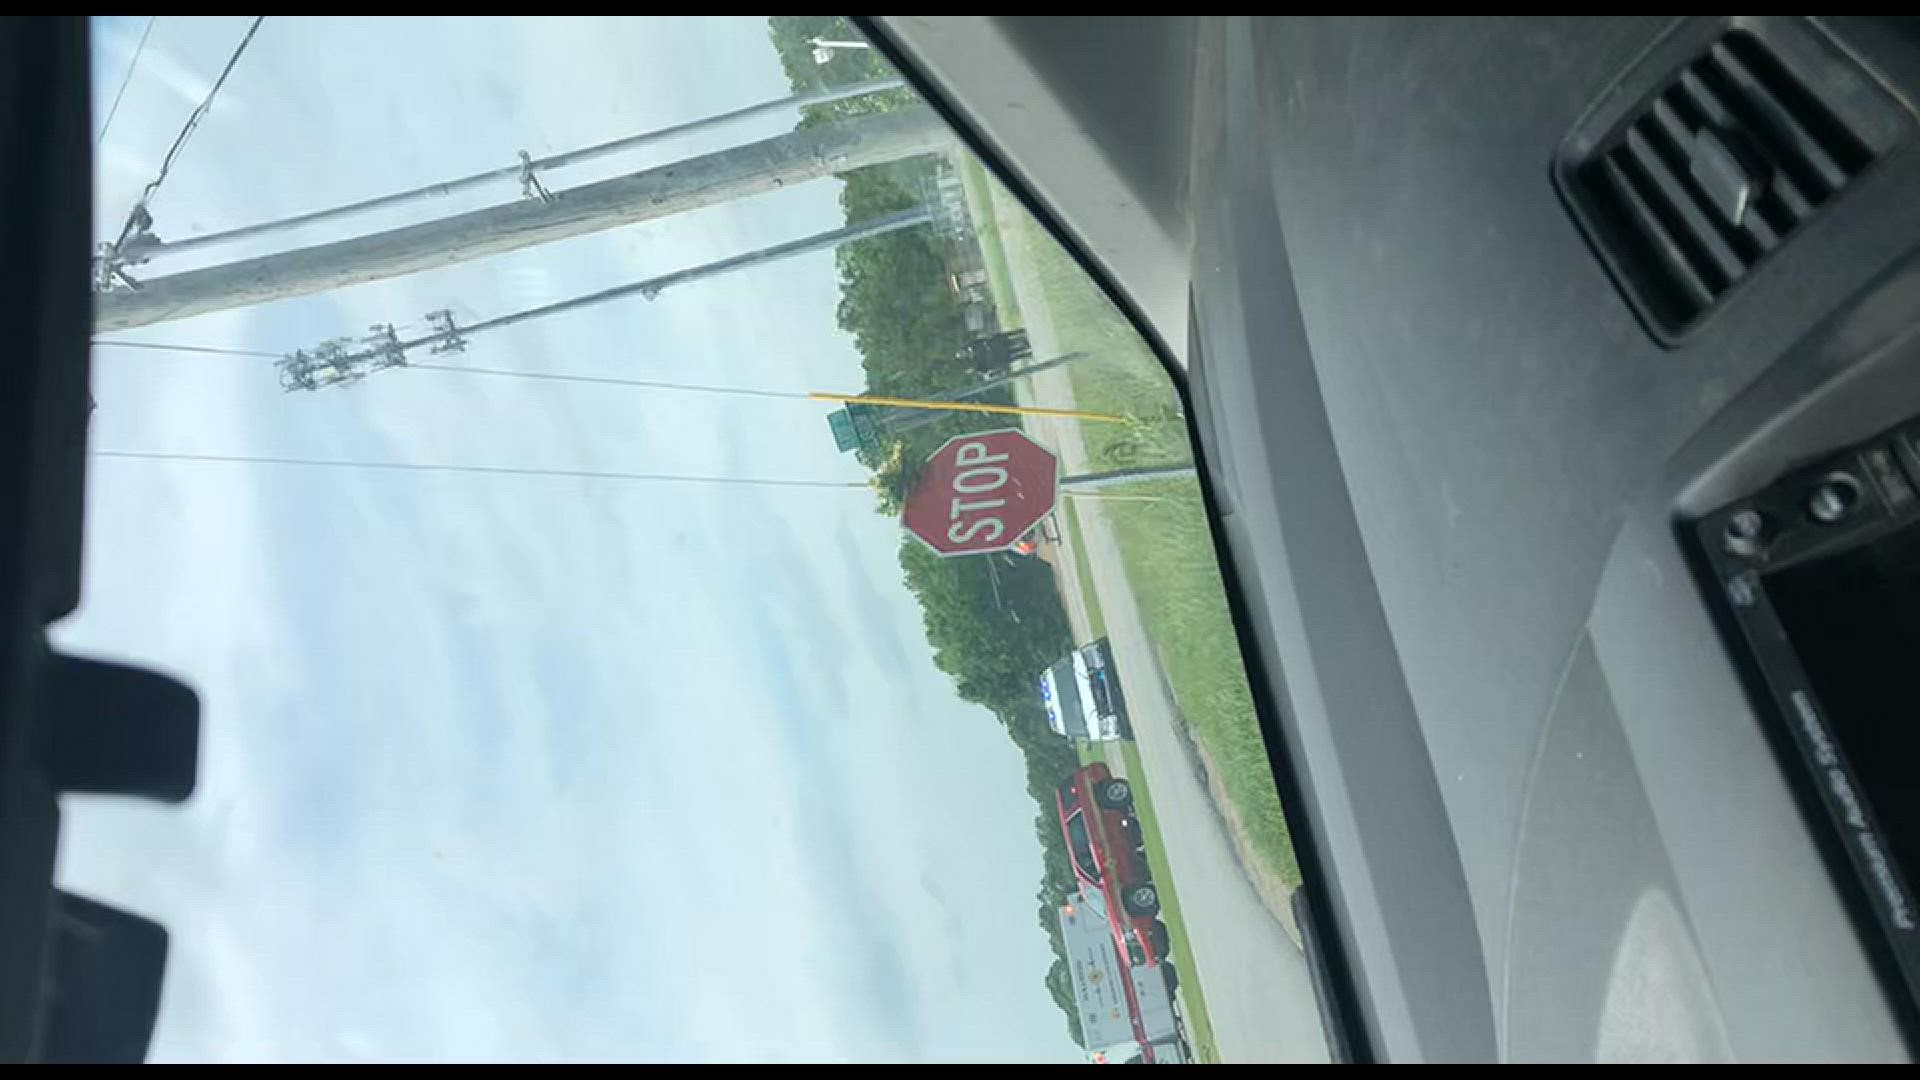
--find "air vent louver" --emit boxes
[1558,20,1911,340]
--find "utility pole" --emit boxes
[116,78,907,267]
[1059,464,1199,491]
[96,107,953,332]
[276,208,933,391]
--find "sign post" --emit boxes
[902,429,1059,557]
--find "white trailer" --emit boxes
[1040,638,1131,743]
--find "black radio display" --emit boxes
[1696,418,1920,1010]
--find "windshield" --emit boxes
[1041,659,1086,739]
[72,16,1327,1064]
[1064,812,1102,885]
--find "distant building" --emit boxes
[920,160,1000,336]
[921,162,974,246]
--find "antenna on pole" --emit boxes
[425,310,467,355]
[277,324,406,391]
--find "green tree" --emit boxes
[766,16,918,126]
[835,163,973,398]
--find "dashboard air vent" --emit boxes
[1556,19,1912,341]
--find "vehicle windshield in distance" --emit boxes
[70,15,1327,1064]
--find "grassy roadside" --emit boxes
[1058,428,1218,1058]
[1113,739,1219,1064]
[989,185,1303,891]
[1100,488,1300,889]
[966,159,1250,1059]
[1057,501,1107,640]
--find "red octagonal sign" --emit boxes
[903,428,1059,557]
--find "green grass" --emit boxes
[994,191,1303,892]
[1112,739,1219,1063]
[1017,234,1191,470]
[956,156,1025,329]
[1104,489,1299,889]
[1057,500,1107,640]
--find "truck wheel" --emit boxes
[1148,920,1171,959]
[1123,882,1160,917]
[1095,778,1132,809]
[1161,961,1180,994]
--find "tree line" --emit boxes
[769,17,1090,1047]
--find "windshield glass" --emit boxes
[72,16,1327,1064]
[1064,812,1102,885]
[1042,659,1085,739]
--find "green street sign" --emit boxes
[828,408,860,451]
[827,404,886,453]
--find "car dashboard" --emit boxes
[871,15,1920,1063]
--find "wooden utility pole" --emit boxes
[132,78,908,265]
[96,106,952,331]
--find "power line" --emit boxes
[135,15,266,211]
[96,16,158,146]
[92,337,1102,422]
[91,448,868,490]
[93,339,276,359]
[91,338,815,399]
[408,362,811,399]
[104,14,266,272]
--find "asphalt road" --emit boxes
[998,218,1330,1065]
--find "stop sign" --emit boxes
[903,428,1059,557]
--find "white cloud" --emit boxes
[65,16,1077,1064]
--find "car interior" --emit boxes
[863,15,1920,1063]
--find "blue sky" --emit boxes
[62,16,1076,1063]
